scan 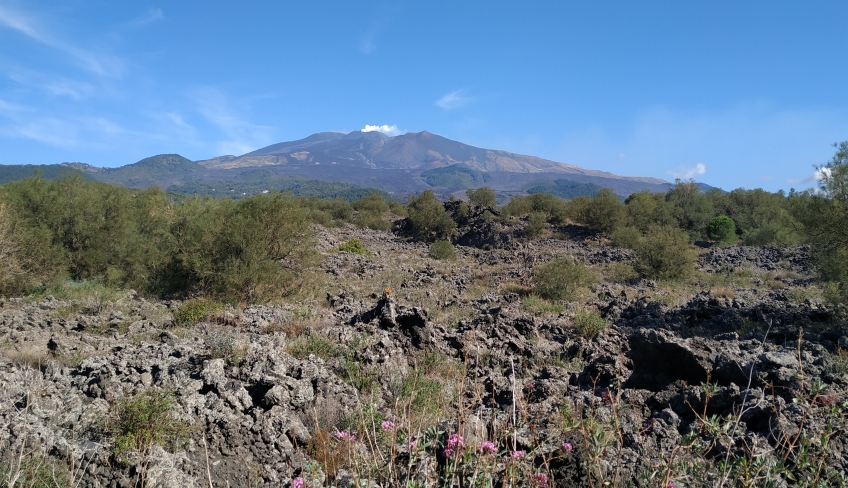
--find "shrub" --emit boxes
[532,257,594,301]
[337,238,368,254]
[466,187,497,207]
[525,212,547,239]
[707,215,737,242]
[573,308,606,338]
[174,298,223,326]
[610,226,642,249]
[634,225,696,281]
[583,188,625,234]
[111,388,190,457]
[429,240,457,260]
[407,190,455,240]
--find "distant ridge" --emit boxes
[1,130,719,199]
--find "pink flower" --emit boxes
[509,450,524,459]
[666,483,675,488]
[381,420,395,431]
[292,478,304,488]
[531,473,548,486]
[447,433,465,449]
[334,430,355,441]
[408,438,418,449]
[479,441,497,454]
[561,442,573,452]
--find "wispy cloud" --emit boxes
[0,5,123,77]
[127,8,164,27]
[436,90,471,110]
[667,162,706,180]
[191,87,273,155]
[362,124,402,136]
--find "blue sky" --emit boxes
[1,1,847,192]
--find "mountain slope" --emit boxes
[199,130,668,184]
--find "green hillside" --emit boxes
[0,165,91,185]
[421,164,492,189]
[169,171,392,201]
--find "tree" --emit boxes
[583,188,625,234]
[407,190,456,240]
[466,187,497,207]
[634,225,696,281]
[707,215,737,243]
[798,141,848,302]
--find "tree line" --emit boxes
[1,142,846,304]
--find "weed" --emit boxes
[830,348,848,375]
[533,257,594,301]
[573,308,606,338]
[337,238,369,255]
[0,456,70,488]
[285,332,338,361]
[521,295,566,316]
[428,240,457,261]
[110,388,190,458]
[174,298,223,327]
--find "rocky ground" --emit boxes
[1,216,847,487]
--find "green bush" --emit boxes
[429,240,457,260]
[466,187,497,207]
[174,298,223,326]
[583,188,625,234]
[525,212,548,239]
[573,309,606,338]
[610,226,642,249]
[111,388,189,457]
[707,215,737,242]
[532,257,594,301]
[407,190,455,240]
[337,238,368,254]
[634,225,696,281]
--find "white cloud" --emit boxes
[667,162,706,180]
[787,167,831,186]
[362,124,402,136]
[0,5,123,77]
[436,90,471,110]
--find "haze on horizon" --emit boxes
[1,1,847,193]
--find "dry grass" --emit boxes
[709,286,736,299]
[3,347,49,370]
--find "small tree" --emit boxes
[466,187,497,207]
[634,225,696,281]
[525,212,547,239]
[407,190,456,240]
[707,215,737,243]
[429,240,457,260]
[583,188,625,234]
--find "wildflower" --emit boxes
[444,433,465,456]
[509,450,524,459]
[447,433,464,450]
[666,483,675,488]
[561,442,573,452]
[385,287,392,295]
[334,430,355,441]
[479,441,497,454]
[292,478,305,488]
[408,438,418,449]
[531,473,548,486]
[381,420,395,431]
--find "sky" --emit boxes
[1,1,847,192]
